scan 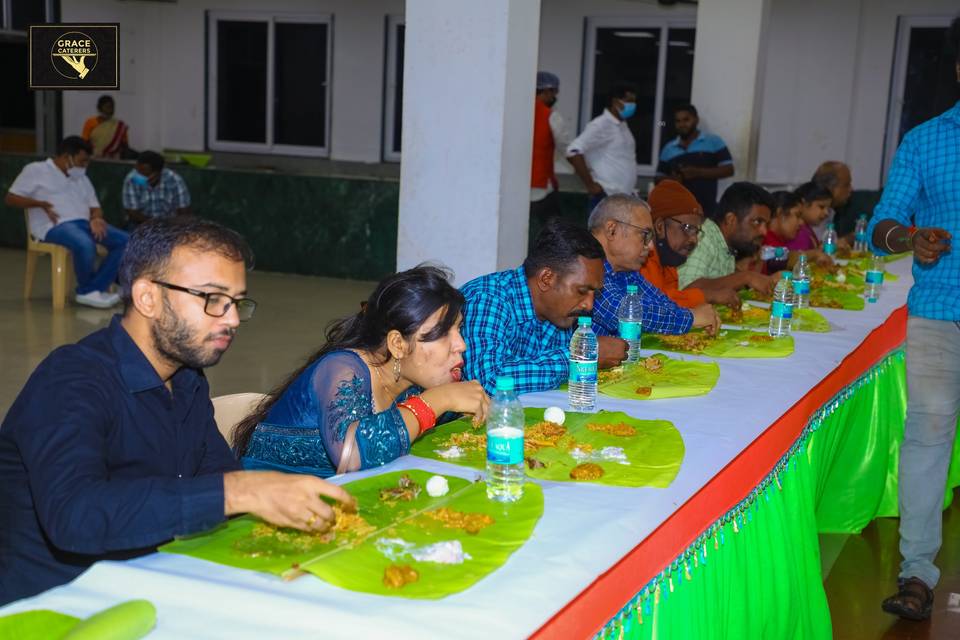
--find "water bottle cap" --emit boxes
[775,247,785,258]
[495,376,515,392]
[577,316,592,327]
[827,223,835,229]
[782,272,792,280]
[626,285,638,294]
[858,213,867,219]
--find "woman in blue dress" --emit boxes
[233,266,489,477]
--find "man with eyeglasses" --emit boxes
[641,180,742,310]
[0,217,354,604]
[589,194,720,340]
[678,182,778,296]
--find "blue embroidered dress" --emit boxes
[241,350,417,478]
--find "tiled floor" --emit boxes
[3,245,960,639]
[0,246,375,412]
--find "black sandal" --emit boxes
[881,577,934,621]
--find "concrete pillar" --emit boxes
[690,0,770,181]
[396,0,541,285]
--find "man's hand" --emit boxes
[913,228,952,265]
[41,201,59,224]
[90,217,107,241]
[598,336,628,369]
[224,470,356,533]
[586,180,605,197]
[705,287,742,309]
[676,166,703,181]
[691,304,720,336]
[807,249,833,267]
[745,272,776,297]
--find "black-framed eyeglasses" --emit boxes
[665,217,704,238]
[152,281,257,321]
[614,220,655,245]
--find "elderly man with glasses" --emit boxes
[641,180,743,309]
[589,194,720,339]
[0,217,354,604]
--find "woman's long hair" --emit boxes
[232,265,465,455]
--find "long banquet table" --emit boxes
[0,258,922,639]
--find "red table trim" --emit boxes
[530,306,908,639]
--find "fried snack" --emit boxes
[657,332,712,353]
[587,422,637,437]
[525,421,567,452]
[640,356,664,373]
[569,463,605,481]
[379,474,422,504]
[635,386,652,397]
[383,564,419,589]
[597,367,625,385]
[422,507,495,535]
[748,334,774,344]
[440,430,487,452]
[525,457,547,470]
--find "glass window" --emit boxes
[216,20,267,144]
[274,22,328,147]
[898,26,958,142]
[582,19,696,172]
[383,17,404,161]
[209,13,331,156]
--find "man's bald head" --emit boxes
[812,161,852,208]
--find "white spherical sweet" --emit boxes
[426,475,449,497]
[544,406,566,425]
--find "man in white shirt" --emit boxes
[566,83,639,213]
[5,136,128,308]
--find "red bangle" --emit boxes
[397,396,437,434]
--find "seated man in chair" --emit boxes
[5,136,128,308]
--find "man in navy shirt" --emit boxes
[656,104,734,217]
[0,217,353,604]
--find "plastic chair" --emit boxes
[211,392,266,447]
[22,212,107,310]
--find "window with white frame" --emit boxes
[580,18,696,174]
[883,16,958,180]
[207,12,332,156]
[383,15,404,162]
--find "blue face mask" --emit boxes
[619,102,637,119]
[131,172,150,187]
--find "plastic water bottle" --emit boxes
[768,273,794,338]
[617,284,643,364]
[823,223,838,258]
[568,316,598,413]
[864,255,885,303]
[853,214,869,253]
[792,254,811,309]
[486,376,525,502]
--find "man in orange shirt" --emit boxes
[642,180,741,308]
[530,72,562,224]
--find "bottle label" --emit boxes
[772,301,793,319]
[487,432,524,465]
[569,359,598,384]
[793,280,810,295]
[618,320,641,341]
[823,242,836,256]
[865,270,884,285]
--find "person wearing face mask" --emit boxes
[641,180,742,309]
[461,220,628,395]
[677,182,778,297]
[123,150,192,229]
[5,136,128,308]
[655,104,734,218]
[81,95,132,159]
[566,83,639,212]
[589,194,720,339]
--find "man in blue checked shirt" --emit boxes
[589,194,720,339]
[873,17,960,623]
[123,150,191,229]
[461,221,628,395]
